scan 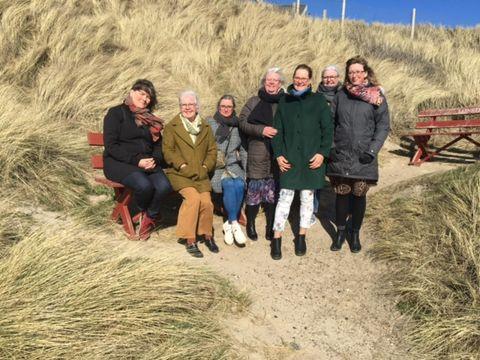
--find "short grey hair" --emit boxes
[260,67,285,88]
[178,90,200,111]
[321,65,340,78]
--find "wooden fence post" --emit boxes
[323,9,327,20]
[341,0,346,34]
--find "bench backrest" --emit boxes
[87,132,104,169]
[418,106,480,119]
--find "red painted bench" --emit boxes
[404,106,480,165]
[87,132,137,238]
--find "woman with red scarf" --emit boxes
[327,56,390,253]
[103,79,172,240]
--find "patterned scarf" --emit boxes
[180,113,201,137]
[345,83,384,106]
[124,94,164,142]
[213,111,239,143]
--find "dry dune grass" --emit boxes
[0,0,479,357]
[0,221,248,359]
[368,164,480,359]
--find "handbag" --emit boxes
[215,128,233,170]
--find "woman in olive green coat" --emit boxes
[270,64,333,260]
[163,90,217,258]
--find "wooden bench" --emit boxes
[404,106,480,165]
[87,132,136,238]
[88,132,247,238]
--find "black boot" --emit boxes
[264,202,275,241]
[271,237,282,260]
[245,205,259,240]
[330,228,346,251]
[294,234,306,256]
[348,230,362,253]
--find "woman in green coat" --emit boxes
[271,64,333,260]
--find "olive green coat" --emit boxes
[272,89,333,190]
[162,114,217,192]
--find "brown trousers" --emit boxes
[177,187,214,239]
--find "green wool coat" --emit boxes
[162,114,217,193]
[272,89,333,190]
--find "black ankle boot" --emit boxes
[245,205,259,240]
[349,230,362,253]
[330,229,346,251]
[294,234,306,256]
[264,202,275,241]
[271,237,282,260]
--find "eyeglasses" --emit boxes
[322,76,339,80]
[180,103,196,108]
[348,70,365,76]
[294,76,310,82]
[265,78,281,83]
[219,105,234,109]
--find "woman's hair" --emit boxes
[178,90,200,111]
[293,64,313,79]
[131,79,157,110]
[321,65,340,78]
[260,67,285,87]
[217,94,236,109]
[344,56,379,86]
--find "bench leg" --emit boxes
[111,188,136,238]
[464,135,480,147]
[410,135,430,165]
[421,136,466,163]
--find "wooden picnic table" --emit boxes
[404,106,480,165]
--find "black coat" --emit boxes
[103,104,164,183]
[327,88,390,181]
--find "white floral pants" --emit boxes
[273,189,314,232]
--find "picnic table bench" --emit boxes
[404,106,480,165]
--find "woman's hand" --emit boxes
[309,153,324,169]
[262,126,278,138]
[138,158,156,170]
[277,156,291,172]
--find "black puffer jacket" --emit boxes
[327,87,390,181]
[103,104,164,183]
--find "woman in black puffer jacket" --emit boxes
[327,56,390,253]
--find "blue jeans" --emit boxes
[221,178,245,222]
[121,170,172,218]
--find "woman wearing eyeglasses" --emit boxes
[327,56,390,253]
[163,90,218,258]
[208,95,248,246]
[270,64,333,260]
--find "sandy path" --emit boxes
[112,140,460,359]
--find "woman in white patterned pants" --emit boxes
[270,64,333,260]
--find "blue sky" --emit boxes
[267,0,480,28]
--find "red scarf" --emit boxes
[345,83,384,106]
[124,94,164,142]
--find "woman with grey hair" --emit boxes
[239,67,285,242]
[208,95,248,246]
[317,65,342,105]
[163,90,218,258]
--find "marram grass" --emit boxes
[0,224,248,359]
[367,164,480,359]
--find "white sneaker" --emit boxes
[231,222,246,245]
[223,221,234,245]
